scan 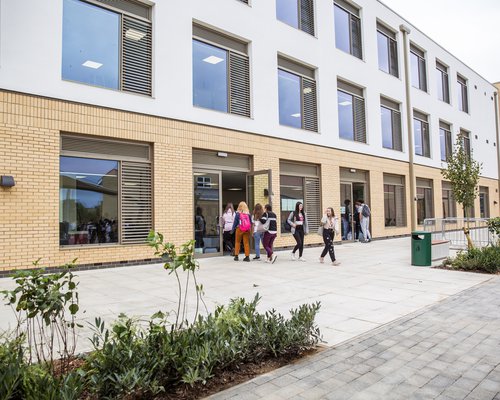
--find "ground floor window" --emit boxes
[416,178,434,225]
[442,182,456,218]
[479,186,490,218]
[279,161,320,233]
[383,174,406,227]
[60,135,152,246]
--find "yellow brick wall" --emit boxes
[1,90,499,271]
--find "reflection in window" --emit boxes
[414,116,430,157]
[280,175,304,233]
[442,185,456,218]
[334,3,362,59]
[410,46,427,91]
[60,156,119,245]
[62,0,120,89]
[457,76,469,113]
[338,90,354,140]
[377,29,398,77]
[381,103,402,151]
[338,85,366,143]
[278,69,302,129]
[417,185,433,225]
[436,62,450,103]
[439,123,452,161]
[193,40,228,113]
[276,0,299,28]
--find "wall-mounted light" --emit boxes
[264,189,269,196]
[217,152,228,158]
[494,200,498,205]
[350,168,356,173]
[0,176,15,187]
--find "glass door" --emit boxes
[340,183,353,241]
[193,170,222,256]
[247,170,273,212]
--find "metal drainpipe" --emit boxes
[400,24,417,231]
[494,91,500,211]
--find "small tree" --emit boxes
[441,135,481,249]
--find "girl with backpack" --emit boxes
[319,207,341,266]
[287,201,309,261]
[260,204,278,263]
[231,201,251,262]
[252,203,264,260]
[221,203,235,254]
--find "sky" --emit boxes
[379,0,500,83]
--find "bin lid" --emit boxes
[411,231,430,235]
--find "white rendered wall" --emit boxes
[0,0,498,179]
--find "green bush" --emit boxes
[444,245,500,273]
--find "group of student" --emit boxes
[220,199,372,266]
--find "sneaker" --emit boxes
[264,258,271,263]
[243,256,250,262]
[234,256,239,261]
[272,254,278,264]
[298,257,306,262]
[291,252,296,261]
[332,260,341,266]
[319,257,324,264]
[253,256,260,260]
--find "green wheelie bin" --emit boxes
[411,231,431,266]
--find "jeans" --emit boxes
[320,229,336,261]
[342,217,351,240]
[262,232,277,258]
[253,231,263,257]
[292,226,305,257]
[360,217,371,241]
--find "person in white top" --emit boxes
[221,203,235,254]
[319,207,341,266]
[252,203,264,260]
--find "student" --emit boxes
[252,203,264,260]
[358,199,372,243]
[260,204,278,263]
[287,201,309,261]
[194,206,205,249]
[221,203,235,254]
[354,201,361,241]
[319,207,341,266]
[342,199,352,240]
[231,201,252,261]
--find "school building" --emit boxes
[1,0,499,271]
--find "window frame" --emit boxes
[416,178,434,225]
[380,97,402,151]
[436,60,450,103]
[334,0,362,59]
[410,44,427,92]
[337,79,366,143]
[276,0,315,36]
[442,182,456,218]
[413,110,430,158]
[460,129,471,159]
[439,121,452,161]
[376,23,398,77]
[457,74,469,113]
[383,174,406,227]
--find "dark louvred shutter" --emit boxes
[395,185,406,226]
[302,78,318,132]
[300,0,315,36]
[121,161,152,244]
[392,111,402,151]
[122,16,152,96]
[305,177,321,231]
[389,39,398,77]
[418,57,427,91]
[229,52,250,117]
[353,96,366,143]
[350,15,362,59]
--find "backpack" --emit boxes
[362,205,371,217]
[284,219,292,232]
[239,213,251,232]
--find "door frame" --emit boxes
[246,169,273,209]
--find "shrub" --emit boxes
[444,246,500,274]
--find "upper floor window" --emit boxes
[410,44,427,92]
[338,79,366,143]
[334,0,362,59]
[457,75,469,113]
[278,56,318,132]
[436,61,450,103]
[380,97,402,151]
[193,25,250,117]
[460,129,471,158]
[276,0,315,35]
[377,23,398,77]
[439,121,452,161]
[62,0,152,96]
[413,110,430,157]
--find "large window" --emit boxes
[457,75,469,113]
[62,0,152,95]
[334,0,362,59]
[436,61,450,103]
[439,121,452,161]
[384,175,406,227]
[380,97,402,151]
[460,129,471,158]
[417,178,434,225]
[278,57,317,132]
[276,0,315,35]
[413,110,430,158]
[193,25,250,117]
[377,23,398,77]
[442,182,456,218]
[280,161,320,233]
[59,136,152,246]
[410,44,427,92]
[338,80,366,142]
[479,187,490,218]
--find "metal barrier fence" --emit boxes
[423,218,493,249]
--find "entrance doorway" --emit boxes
[340,168,369,242]
[192,150,271,257]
